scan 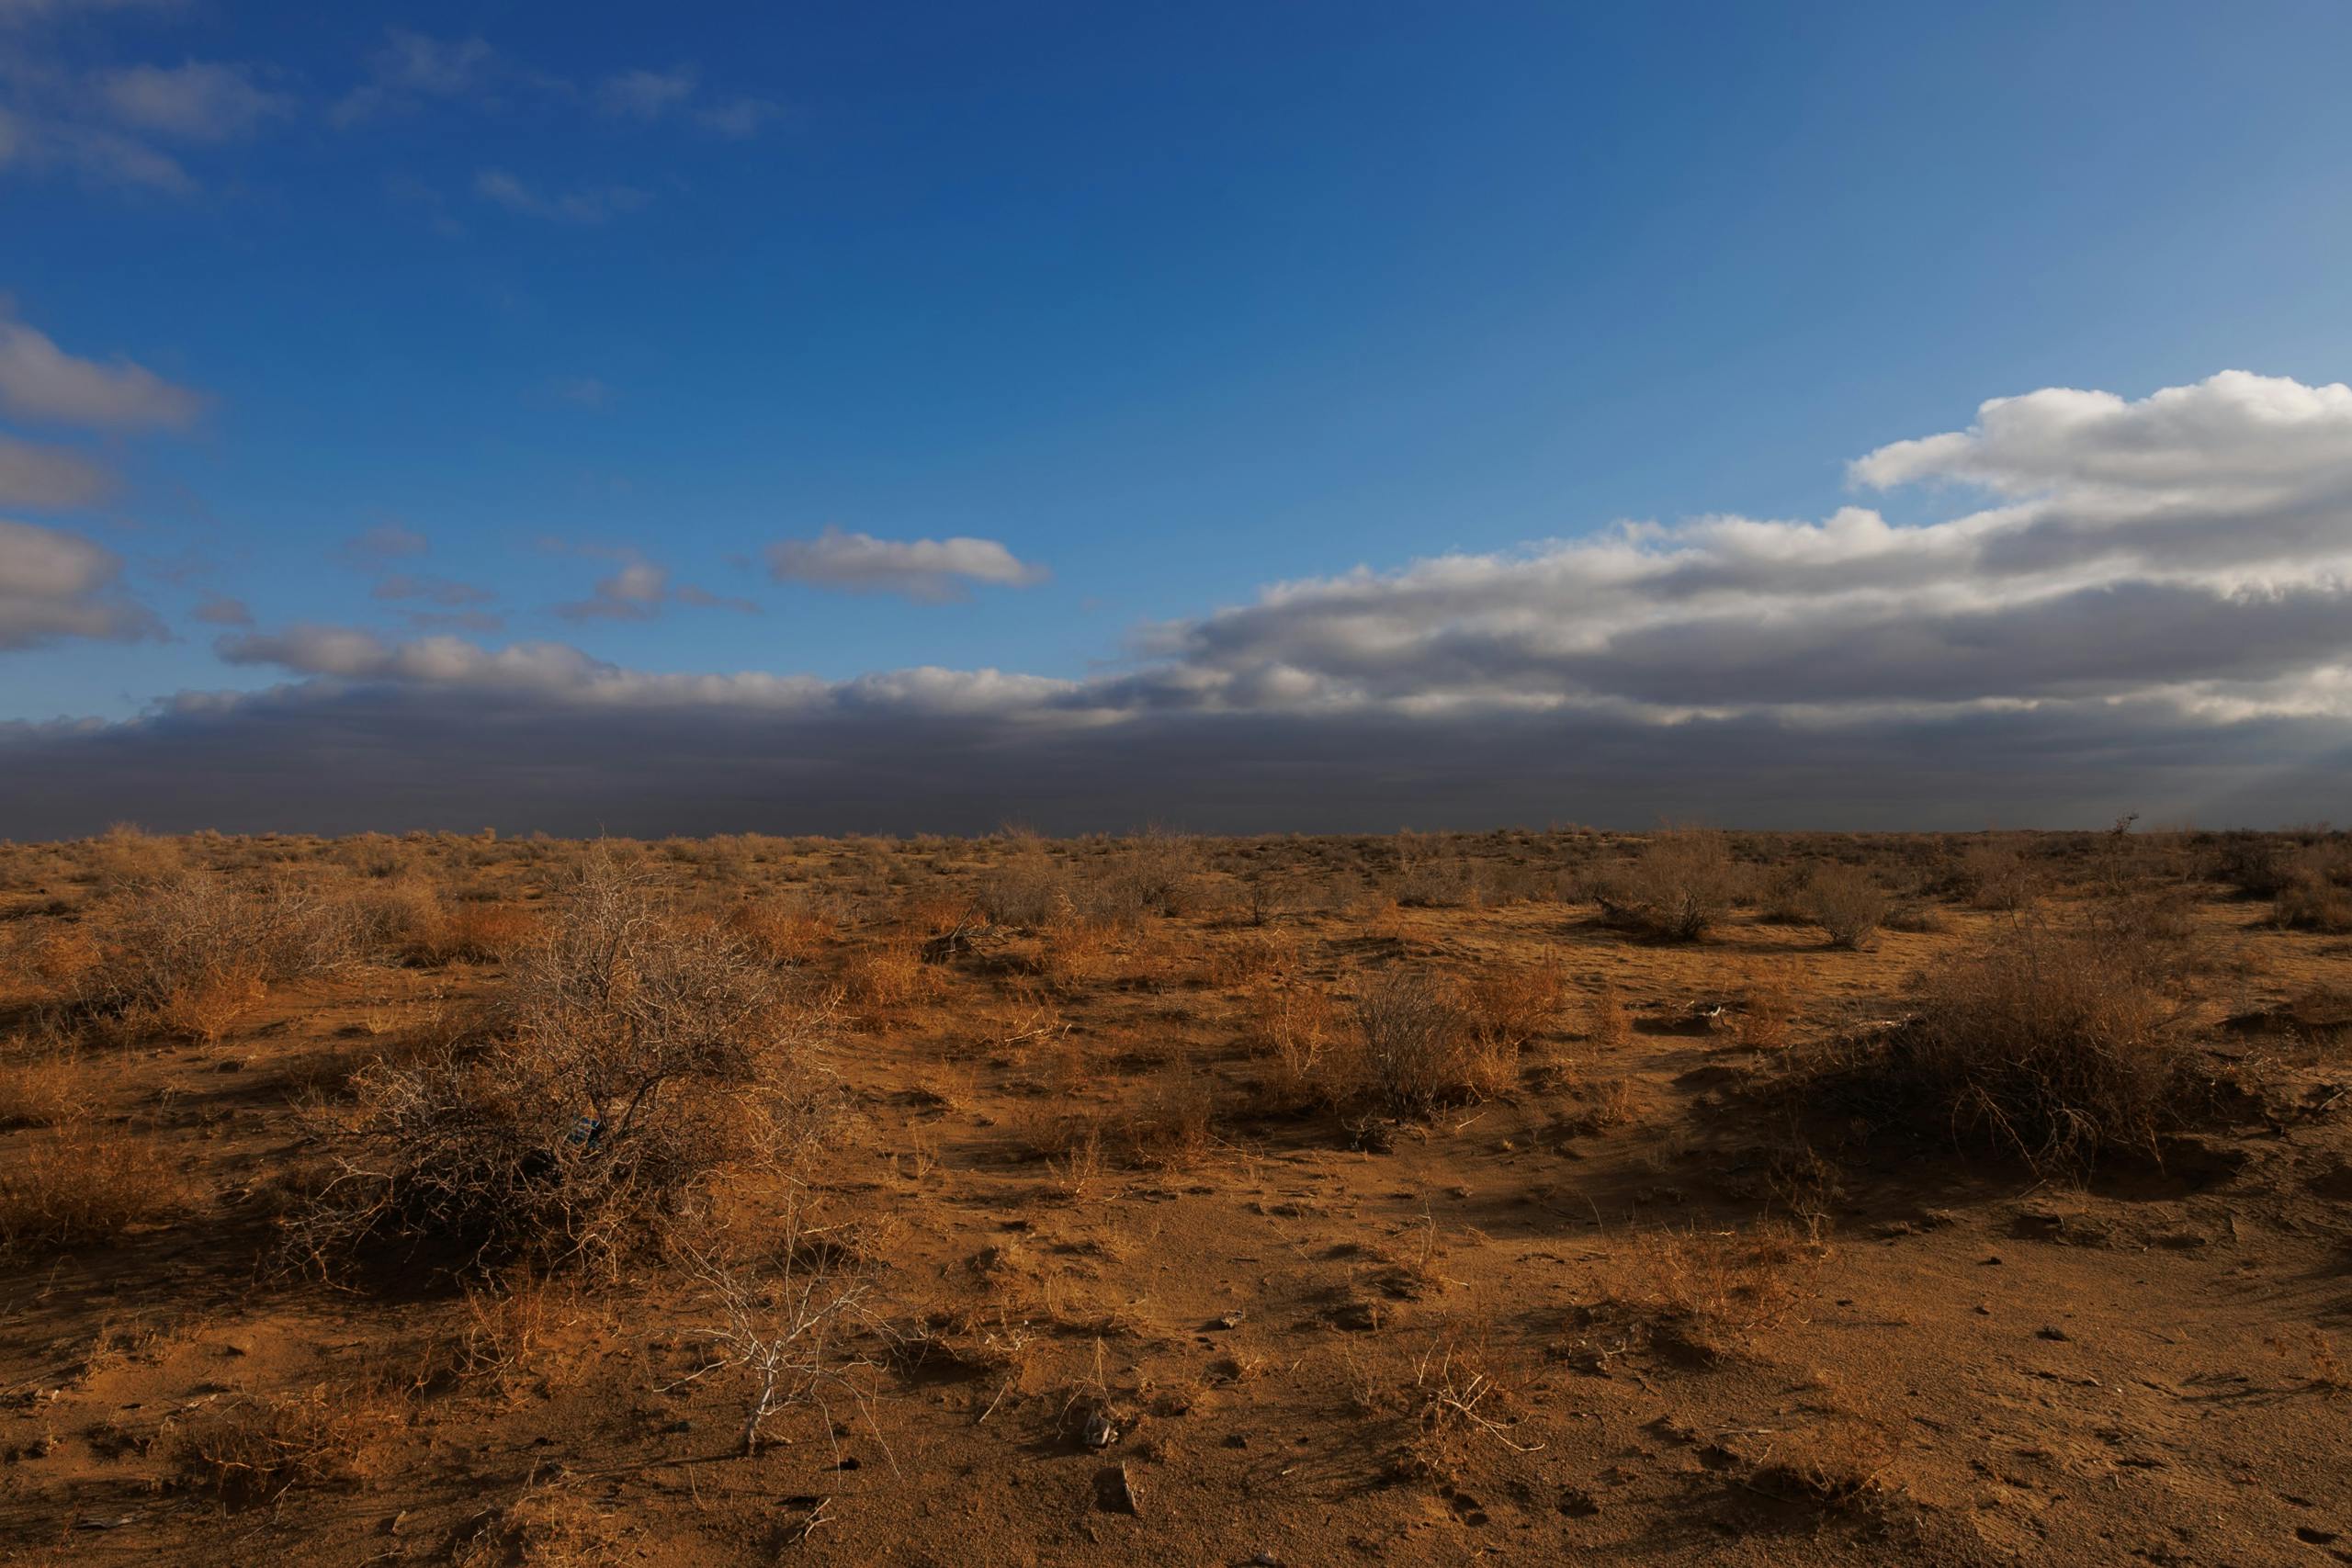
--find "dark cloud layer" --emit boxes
[0,683,2340,838]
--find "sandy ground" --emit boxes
[1,831,2347,1566]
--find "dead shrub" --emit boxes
[85,823,185,893]
[0,1041,89,1127]
[1593,829,1740,941]
[1243,978,1340,1110]
[290,852,831,1278]
[1801,864,1888,949]
[1586,977,1631,1052]
[2275,849,2352,932]
[1120,1066,1215,1165]
[1733,976,1796,1051]
[1803,917,2198,1173]
[977,845,1067,929]
[1094,830,1201,920]
[77,870,354,1042]
[0,1120,180,1253]
[1355,968,1476,1113]
[409,900,539,965]
[1461,957,1564,1054]
[724,897,831,965]
[168,1385,388,1509]
[676,1204,887,1458]
[842,937,930,1010]
[1961,840,2038,910]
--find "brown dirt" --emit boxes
[1,829,2348,1566]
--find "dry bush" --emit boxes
[448,1476,631,1567]
[0,1041,88,1127]
[454,1271,581,1400]
[1094,830,1202,920]
[1804,917,2198,1173]
[2274,848,2352,932]
[1593,829,1741,941]
[0,1120,180,1253]
[76,869,354,1042]
[1206,927,1295,988]
[85,823,186,892]
[291,852,831,1278]
[977,843,1067,929]
[1119,1066,1215,1165]
[406,899,539,965]
[1733,976,1795,1051]
[675,1209,887,1457]
[723,897,832,966]
[1033,899,1118,991]
[1801,864,1888,949]
[168,1385,390,1509]
[1243,978,1341,1110]
[1461,957,1564,1054]
[841,936,930,1010]
[1586,977,1631,1052]
[1355,968,1478,1113]
[1960,840,2038,909]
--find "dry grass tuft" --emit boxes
[0,1120,180,1254]
[168,1384,391,1509]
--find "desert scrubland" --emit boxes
[0,824,2347,1565]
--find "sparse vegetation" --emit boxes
[0,825,2335,1562]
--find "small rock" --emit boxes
[1081,1410,1119,1450]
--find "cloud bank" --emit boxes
[5,369,2352,835]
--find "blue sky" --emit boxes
[6,1,2352,832]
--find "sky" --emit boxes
[5,0,2352,836]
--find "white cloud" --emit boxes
[696,96,780,139]
[0,517,157,648]
[96,62,289,141]
[332,28,495,126]
[765,525,1050,602]
[598,66,696,120]
[552,549,761,622]
[475,167,650,224]
[0,433,112,508]
[0,312,206,428]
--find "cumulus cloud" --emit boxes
[474,167,650,224]
[0,433,113,508]
[765,525,1050,602]
[10,368,2352,833]
[0,313,207,428]
[552,550,761,621]
[0,517,158,649]
[1133,371,2352,721]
